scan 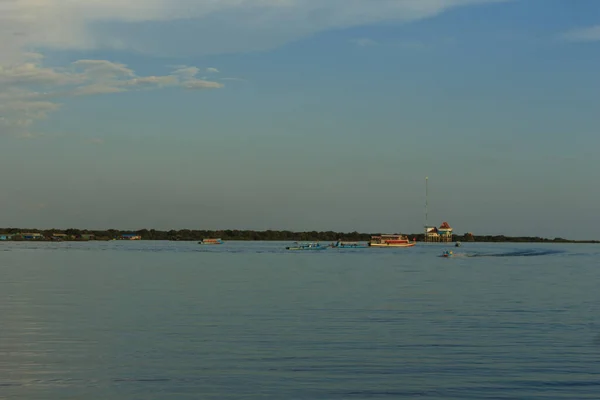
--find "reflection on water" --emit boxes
[1,241,599,399]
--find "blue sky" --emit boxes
[1,0,599,238]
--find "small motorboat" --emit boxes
[199,238,223,245]
[440,250,454,258]
[286,242,327,251]
[455,241,462,247]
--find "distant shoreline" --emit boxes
[0,229,598,244]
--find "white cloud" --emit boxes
[183,79,225,90]
[0,0,510,60]
[0,62,80,86]
[0,57,223,137]
[73,59,135,77]
[206,67,220,73]
[172,66,200,79]
[560,25,600,43]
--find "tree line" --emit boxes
[0,228,597,243]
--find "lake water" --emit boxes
[1,241,599,399]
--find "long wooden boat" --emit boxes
[330,241,369,249]
[369,234,415,248]
[286,242,327,251]
[199,238,223,245]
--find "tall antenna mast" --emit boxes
[425,177,428,241]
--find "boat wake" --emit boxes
[465,249,565,258]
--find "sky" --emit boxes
[0,0,599,239]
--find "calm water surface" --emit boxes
[1,241,599,399]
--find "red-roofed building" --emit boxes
[438,222,453,242]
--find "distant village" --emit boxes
[424,222,467,242]
[0,222,593,243]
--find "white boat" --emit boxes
[369,234,415,248]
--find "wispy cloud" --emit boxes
[0,0,510,60]
[0,0,506,136]
[183,80,225,90]
[351,37,428,50]
[172,66,201,79]
[351,38,380,47]
[0,55,223,137]
[560,25,600,43]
